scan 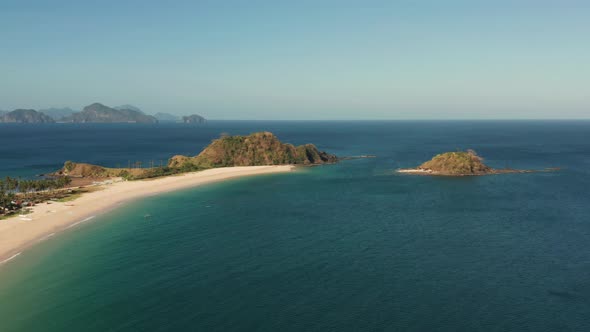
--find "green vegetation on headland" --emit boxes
[399,150,548,176]
[0,177,72,217]
[55,160,206,181]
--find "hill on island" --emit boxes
[114,104,143,113]
[399,150,554,176]
[54,161,146,178]
[169,132,337,168]
[62,103,158,123]
[0,109,55,123]
[417,150,491,175]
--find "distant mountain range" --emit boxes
[0,103,206,124]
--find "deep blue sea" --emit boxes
[1,121,590,331]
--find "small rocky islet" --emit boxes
[397,150,548,176]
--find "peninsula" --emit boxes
[0,132,336,264]
[397,150,538,176]
[0,166,294,265]
[48,132,337,183]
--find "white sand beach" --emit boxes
[396,168,433,174]
[0,165,294,264]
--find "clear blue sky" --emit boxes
[1,0,589,119]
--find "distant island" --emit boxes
[397,150,543,176]
[61,103,158,123]
[0,103,207,124]
[0,109,55,124]
[182,114,206,124]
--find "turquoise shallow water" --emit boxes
[1,121,590,331]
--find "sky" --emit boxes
[1,0,589,119]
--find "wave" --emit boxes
[66,215,96,229]
[0,252,21,265]
[37,232,55,243]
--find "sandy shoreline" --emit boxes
[0,165,295,265]
[396,168,433,174]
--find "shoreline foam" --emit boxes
[0,165,294,265]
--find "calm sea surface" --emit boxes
[0,121,589,331]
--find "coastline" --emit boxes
[0,165,295,265]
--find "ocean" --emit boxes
[0,121,589,331]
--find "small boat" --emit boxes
[144,214,152,219]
